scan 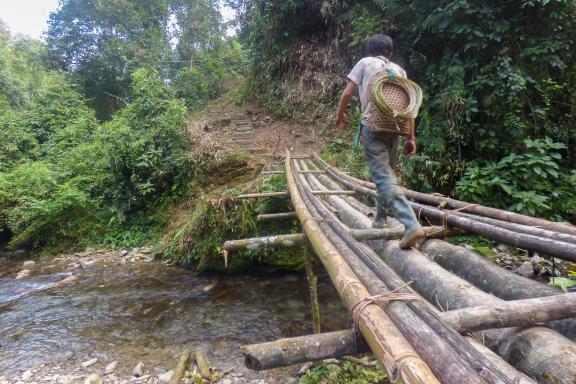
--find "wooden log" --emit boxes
[412,202,576,262]
[285,152,440,384]
[240,330,360,370]
[421,239,576,340]
[223,234,305,252]
[350,226,461,241]
[170,349,191,384]
[194,352,211,380]
[257,212,298,221]
[312,152,576,236]
[303,170,521,384]
[235,191,288,199]
[311,172,576,383]
[442,293,576,334]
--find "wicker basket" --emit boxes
[365,71,421,136]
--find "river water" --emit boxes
[0,252,347,381]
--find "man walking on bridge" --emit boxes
[335,34,425,249]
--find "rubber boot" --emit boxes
[372,199,388,229]
[389,196,425,249]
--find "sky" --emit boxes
[0,1,235,40]
[0,0,60,40]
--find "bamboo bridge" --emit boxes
[224,152,576,384]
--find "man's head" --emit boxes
[366,34,394,58]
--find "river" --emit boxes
[0,249,347,383]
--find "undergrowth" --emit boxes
[299,361,388,384]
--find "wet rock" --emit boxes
[120,250,129,257]
[458,243,475,251]
[81,358,98,368]
[105,361,118,374]
[84,374,103,384]
[221,379,232,384]
[22,370,33,380]
[516,261,534,277]
[496,244,510,253]
[16,269,31,279]
[22,260,36,268]
[158,371,173,383]
[133,362,145,377]
[13,249,27,258]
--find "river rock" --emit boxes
[84,374,103,384]
[81,358,98,368]
[22,260,36,268]
[13,249,27,258]
[221,379,232,384]
[496,243,510,253]
[105,361,118,374]
[516,261,534,277]
[21,370,33,380]
[133,362,145,377]
[158,371,173,383]
[16,269,31,279]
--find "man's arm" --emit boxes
[335,81,358,129]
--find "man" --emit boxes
[335,33,425,249]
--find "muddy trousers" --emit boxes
[363,126,421,231]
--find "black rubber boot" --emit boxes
[389,196,425,249]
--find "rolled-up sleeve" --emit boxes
[347,59,364,86]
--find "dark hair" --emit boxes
[366,34,394,57]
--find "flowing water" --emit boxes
[0,253,347,381]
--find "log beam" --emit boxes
[257,212,298,221]
[223,234,305,252]
[236,192,289,199]
[350,226,461,241]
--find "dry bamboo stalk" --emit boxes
[194,352,211,380]
[235,191,289,199]
[223,234,305,251]
[285,151,440,384]
[257,212,298,221]
[170,349,191,384]
[302,249,321,334]
[311,190,358,196]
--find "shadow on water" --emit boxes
[0,257,347,376]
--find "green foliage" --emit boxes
[549,272,576,293]
[456,138,573,219]
[299,361,388,384]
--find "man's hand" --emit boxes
[404,139,416,157]
[335,112,349,129]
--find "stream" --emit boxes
[0,250,347,383]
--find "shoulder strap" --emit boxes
[376,56,397,79]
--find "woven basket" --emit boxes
[366,71,422,136]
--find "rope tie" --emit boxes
[438,203,479,237]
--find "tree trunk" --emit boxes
[257,212,298,221]
[421,239,576,340]
[350,226,461,241]
[170,349,191,384]
[194,352,211,380]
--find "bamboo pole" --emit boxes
[302,249,321,334]
[257,212,298,221]
[170,349,191,384]
[442,293,576,334]
[285,151,440,384]
[223,234,305,252]
[312,153,576,236]
[300,165,516,384]
[350,226,462,241]
[235,191,289,199]
[312,168,576,383]
[194,352,211,380]
[261,171,284,174]
[311,190,358,196]
[412,202,576,262]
